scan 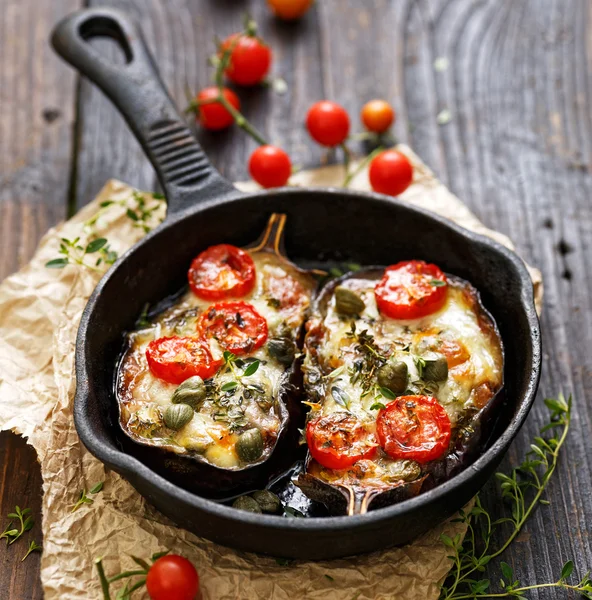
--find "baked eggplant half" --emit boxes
[299,262,504,515]
[116,214,316,497]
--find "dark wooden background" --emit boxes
[1,1,591,598]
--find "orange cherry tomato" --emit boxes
[146,337,222,385]
[375,260,448,320]
[188,244,256,301]
[306,412,377,470]
[196,87,240,130]
[146,554,199,600]
[196,301,268,355]
[361,99,395,133]
[220,33,272,86]
[368,149,413,196]
[306,101,350,147]
[376,395,451,463]
[249,145,292,188]
[267,0,313,20]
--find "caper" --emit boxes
[252,490,282,514]
[235,428,264,463]
[423,356,449,382]
[163,403,194,430]
[400,460,422,482]
[377,360,408,395]
[267,337,295,365]
[334,286,365,316]
[171,376,206,409]
[232,496,262,514]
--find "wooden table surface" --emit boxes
[1,1,591,598]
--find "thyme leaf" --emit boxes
[21,539,42,562]
[71,482,104,513]
[438,394,592,599]
[1,506,33,545]
[243,359,261,377]
[331,385,350,409]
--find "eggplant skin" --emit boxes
[298,267,505,515]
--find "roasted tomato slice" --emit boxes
[375,260,448,319]
[188,244,256,300]
[196,301,268,355]
[306,412,378,470]
[376,395,451,463]
[146,336,222,385]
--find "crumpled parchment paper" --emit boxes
[0,145,542,599]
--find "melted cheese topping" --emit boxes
[302,274,503,489]
[117,251,314,470]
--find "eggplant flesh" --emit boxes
[115,214,315,497]
[298,268,504,515]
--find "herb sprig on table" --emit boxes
[0,505,42,561]
[439,393,592,599]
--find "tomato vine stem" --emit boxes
[188,24,269,146]
[342,146,384,188]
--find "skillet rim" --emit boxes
[74,185,541,533]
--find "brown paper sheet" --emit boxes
[0,146,542,599]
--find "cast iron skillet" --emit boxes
[51,8,541,559]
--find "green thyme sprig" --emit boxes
[84,191,165,236]
[95,550,169,600]
[21,539,42,562]
[0,506,34,545]
[439,394,592,599]
[71,482,104,513]
[46,191,165,273]
[346,323,389,394]
[45,236,114,272]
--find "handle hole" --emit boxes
[79,16,133,64]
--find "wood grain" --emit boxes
[0,2,80,599]
[0,432,44,600]
[2,0,592,597]
[0,0,80,278]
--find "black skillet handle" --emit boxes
[51,8,239,217]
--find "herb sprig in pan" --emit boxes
[439,394,592,599]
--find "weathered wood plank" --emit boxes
[376,0,592,594]
[0,0,80,278]
[4,0,592,598]
[0,432,44,600]
[74,0,325,208]
[0,2,80,599]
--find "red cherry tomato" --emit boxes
[196,87,240,131]
[249,145,292,188]
[306,101,350,147]
[267,0,313,19]
[361,99,395,133]
[146,554,199,600]
[188,244,256,300]
[306,412,377,470]
[376,395,451,463]
[196,301,268,355]
[375,260,448,320]
[369,149,413,196]
[220,34,272,86]
[146,337,221,385]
